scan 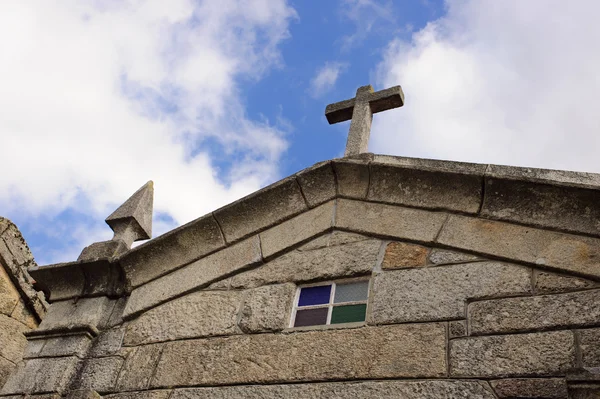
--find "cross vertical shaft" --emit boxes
[325,84,404,157]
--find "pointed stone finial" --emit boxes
[106,181,154,248]
[77,181,154,261]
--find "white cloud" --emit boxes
[340,0,396,50]
[0,0,296,263]
[372,0,600,173]
[310,62,346,97]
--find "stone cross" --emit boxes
[325,85,404,156]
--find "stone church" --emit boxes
[0,85,599,398]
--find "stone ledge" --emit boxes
[213,176,308,243]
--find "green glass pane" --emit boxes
[330,304,367,324]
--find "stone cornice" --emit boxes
[30,154,600,303]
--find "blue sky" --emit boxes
[1,0,599,265]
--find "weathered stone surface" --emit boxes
[484,163,600,189]
[299,230,369,250]
[73,357,123,392]
[450,331,575,377]
[481,176,600,237]
[29,335,92,358]
[295,161,336,208]
[579,328,600,367]
[11,299,38,329]
[534,271,597,294]
[260,201,334,258]
[370,262,531,324]
[333,159,370,199]
[429,248,482,265]
[368,163,482,213]
[0,356,14,388]
[124,291,242,345]
[89,328,125,357]
[469,289,600,335]
[171,380,495,398]
[569,386,600,399]
[105,391,172,399]
[0,264,19,315]
[437,215,600,278]
[1,356,79,395]
[336,199,447,242]
[124,236,261,318]
[115,345,162,391]
[152,324,446,387]
[37,297,113,334]
[105,180,154,245]
[29,263,86,301]
[0,314,28,362]
[449,320,467,338]
[66,390,103,399]
[490,378,568,398]
[122,213,225,288]
[382,242,428,269]
[238,283,296,333]
[207,278,231,290]
[230,234,380,289]
[106,297,127,328]
[214,176,307,243]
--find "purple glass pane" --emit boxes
[294,307,328,327]
[298,285,332,307]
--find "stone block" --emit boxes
[213,176,307,243]
[89,328,125,357]
[481,172,600,236]
[534,271,597,294]
[579,328,600,368]
[490,378,568,398]
[1,224,34,267]
[66,390,103,399]
[230,233,380,289]
[0,356,79,395]
[469,289,600,335]
[370,262,531,324]
[115,344,162,391]
[449,320,467,338]
[336,199,447,242]
[121,213,225,288]
[124,236,261,318]
[104,391,171,399]
[295,161,336,207]
[34,334,92,358]
[28,263,86,301]
[124,291,242,346]
[170,380,496,399]
[484,163,600,189]
[37,297,112,334]
[23,339,46,358]
[207,278,231,290]
[73,357,123,392]
[238,283,296,333]
[0,264,19,315]
[0,356,14,389]
[0,314,28,362]
[450,330,575,377]
[106,298,127,328]
[11,299,38,329]
[152,324,446,387]
[259,201,334,258]
[437,215,600,279]
[368,163,482,213]
[381,242,428,269]
[333,159,370,199]
[429,248,482,265]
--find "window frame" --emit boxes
[289,277,371,329]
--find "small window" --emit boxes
[290,280,369,328]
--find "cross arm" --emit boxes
[325,98,355,124]
[367,85,404,114]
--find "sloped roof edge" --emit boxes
[29,153,600,301]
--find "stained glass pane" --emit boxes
[330,304,367,324]
[334,281,369,303]
[298,285,332,307]
[294,307,328,327]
